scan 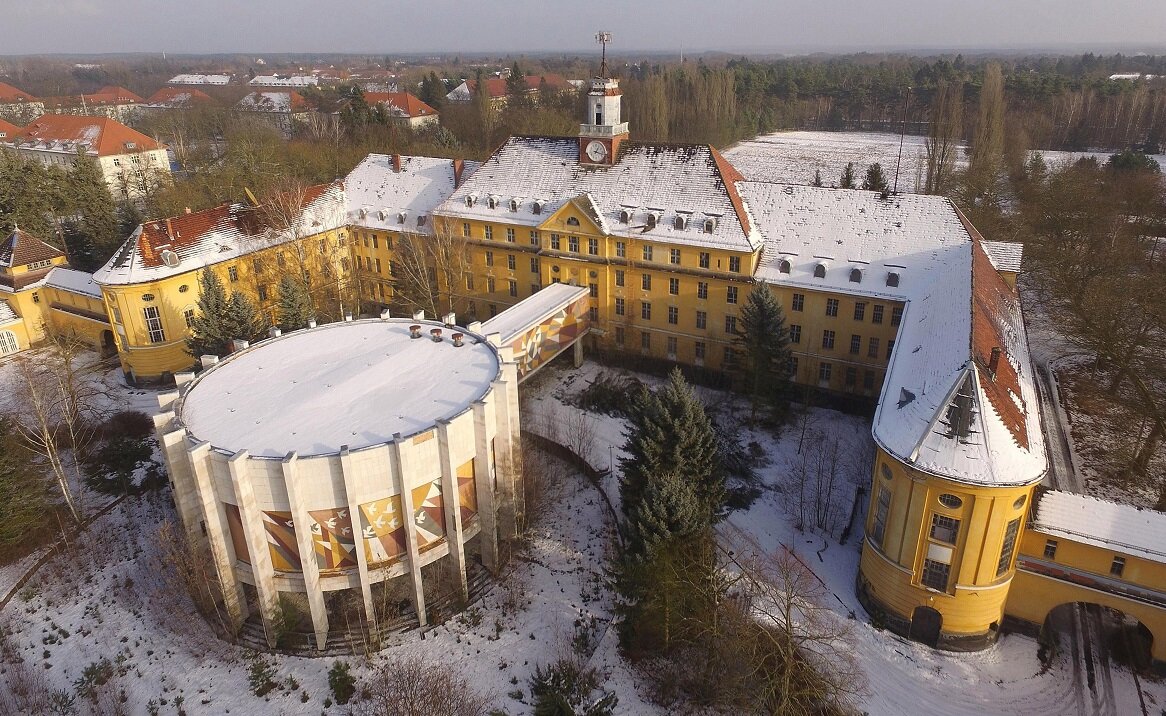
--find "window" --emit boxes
[818,362,832,381]
[466,274,474,291]
[886,339,895,360]
[551,234,561,250]
[822,329,835,349]
[143,306,165,344]
[872,305,884,324]
[530,230,540,246]
[699,252,710,269]
[791,293,804,312]
[825,298,839,317]
[695,310,707,329]
[531,283,541,294]
[277,254,286,268]
[726,286,738,304]
[891,306,903,326]
[489,304,497,317]
[1110,556,1126,577]
[845,367,857,387]
[667,336,678,356]
[615,326,625,345]
[257,284,268,302]
[508,280,518,297]
[530,257,540,273]
[668,277,679,295]
[615,298,625,316]
[668,306,679,325]
[487,277,496,293]
[729,256,741,273]
[725,315,737,334]
[642,245,653,261]
[778,258,791,274]
[641,301,651,320]
[868,337,880,358]
[568,235,579,253]
[507,254,516,270]
[697,282,708,300]
[32,292,40,304]
[484,225,494,240]
[506,227,515,243]
[589,283,599,298]
[854,302,866,321]
[372,235,379,249]
[863,370,875,389]
[695,341,706,360]
[616,241,626,258]
[589,306,599,322]
[670,249,681,265]
[228,266,238,282]
[615,270,625,287]
[789,324,801,344]
[183,308,196,328]
[871,487,892,545]
[997,519,1021,576]
[642,274,652,291]
[588,238,599,255]
[850,334,861,355]
[485,251,494,267]
[789,356,798,375]
[641,332,651,351]
[253,257,264,273]
[921,559,951,591]
[938,493,963,509]
[723,346,736,367]
[1043,539,1058,559]
[930,514,960,544]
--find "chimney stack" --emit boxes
[379,308,392,320]
[308,319,317,329]
[200,355,219,369]
[269,326,281,338]
[344,313,353,322]
[989,347,1002,381]
[453,158,465,188]
[184,206,192,215]
[230,339,249,353]
[442,312,456,327]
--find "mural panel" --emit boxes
[309,507,358,571]
[457,459,478,523]
[413,479,446,551]
[262,510,302,571]
[224,503,250,564]
[360,494,406,566]
[504,295,589,379]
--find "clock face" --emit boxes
[585,140,608,162]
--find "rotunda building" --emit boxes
[153,317,521,651]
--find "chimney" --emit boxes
[989,347,1001,381]
[165,217,174,240]
[430,328,443,342]
[392,153,402,172]
[344,313,353,322]
[184,206,192,215]
[453,158,465,188]
[409,324,422,339]
[452,333,464,347]
[230,339,249,353]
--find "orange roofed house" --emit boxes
[42,85,146,124]
[0,81,45,124]
[445,73,574,109]
[363,92,439,129]
[1,114,170,200]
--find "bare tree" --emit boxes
[393,217,472,319]
[350,656,494,716]
[924,79,963,195]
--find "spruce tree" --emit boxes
[0,417,48,548]
[187,269,232,359]
[224,291,267,346]
[735,284,793,421]
[624,470,706,557]
[277,275,315,331]
[839,162,857,189]
[862,162,889,192]
[67,152,121,263]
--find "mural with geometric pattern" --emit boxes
[504,295,590,379]
[224,503,250,564]
[309,507,358,571]
[413,479,446,552]
[262,510,302,571]
[360,494,406,566]
[457,459,477,523]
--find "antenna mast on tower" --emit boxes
[596,31,612,77]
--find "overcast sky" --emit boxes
[1,0,1163,56]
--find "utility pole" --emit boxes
[596,31,612,78]
[892,86,912,194]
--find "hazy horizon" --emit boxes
[1,1,1164,57]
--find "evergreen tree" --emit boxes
[735,284,792,421]
[277,275,316,331]
[862,162,889,192]
[187,269,232,359]
[0,417,48,548]
[811,169,823,187]
[66,152,121,263]
[839,162,856,189]
[418,72,446,110]
[624,470,706,556]
[224,291,267,346]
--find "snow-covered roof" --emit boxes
[743,183,1045,487]
[1031,491,1166,564]
[178,319,501,458]
[93,183,346,286]
[249,75,318,88]
[4,115,163,156]
[45,267,103,298]
[346,154,479,234]
[479,283,590,343]
[0,298,17,324]
[981,240,1023,273]
[145,87,215,109]
[436,136,761,252]
[235,91,309,113]
[168,74,232,85]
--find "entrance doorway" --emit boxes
[910,606,943,647]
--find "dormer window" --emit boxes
[813,262,827,279]
[509,199,519,212]
[465,194,477,208]
[533,200,545,215]
[486,196,499,209]
[377,209,387,221]
[358,207,368,219]
[619,209,632,224]
[397,211,407,224]
[674,215,689,230]
[416,215,427,227]
[778,258,791,274]
[703,218,716,233]
[886,271,901,287]
[849,268,863,283]
[646,211,661,229]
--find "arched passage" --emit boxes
[909,606,943,648]
[1043,602,1155,674]
[100,330,116,357]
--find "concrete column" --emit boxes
[493,374,522,538]
[391,435,428,627]
[573,336,584,368]
[436,421,469,600]
[229,450,280,648]
[471,400,499,572]
[186,442,247,626]
[338,448,379,640]
[154,416,201,541]
[282,453,329,651]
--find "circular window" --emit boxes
[551,266,560,274]
[880,464,893,480]
[141,293,155,302]
[1013,495,1027,510]
[589,270,598,278]
[178,284,189,293]
[938,493,963,509]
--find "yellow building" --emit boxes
[92,183,350,382]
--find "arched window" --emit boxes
[704,218,716,233]
[886,271,901,287]
[849,267,863,283]
[566,216,580,226]
[778,258,791,274]
[486,196,499,209]
[813,262,827,278]
[619,209,632,223]
[465,195,477,208]
[509,199,519,212]
[674,215,688,230]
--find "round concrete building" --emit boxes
[154,317,521,652]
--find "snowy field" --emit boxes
[2,353,1163,714]
[724,130,1166,191]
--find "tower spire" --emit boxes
[596,31,611,78]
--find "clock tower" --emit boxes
[579,32,629,167]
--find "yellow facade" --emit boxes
[1,250,114,355]
[857,447,1038,649]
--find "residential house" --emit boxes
[0,81,45,124]
[235,91,312,136]
[445,73,573,108]
[364,92,439,129]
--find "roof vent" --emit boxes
[897,387,916,408]
[452,333,464,347]
[778,258,791,274]
[430,328,443,342]
[849,267,863,283]
[160,249,180,268]
[813,262,827,279]
[409,324,422,339]
[886,271,900,287]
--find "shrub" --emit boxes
[73,658,114,698]
[246,653,278,698]
[529,659,617,716]
[328,661,356,706]
[85,436,152,495]
[103,410,154,440]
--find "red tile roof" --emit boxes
[146,86,215,107]
[710,147,753,238]
[468,73,573,98]
[364,92,437,118]
[7,114,164,156]
[0,118,20,137]
[90,85,145,104]
[0,228,64,289]
[0,81,38,103]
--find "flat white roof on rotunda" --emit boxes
[180,319,501,458]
